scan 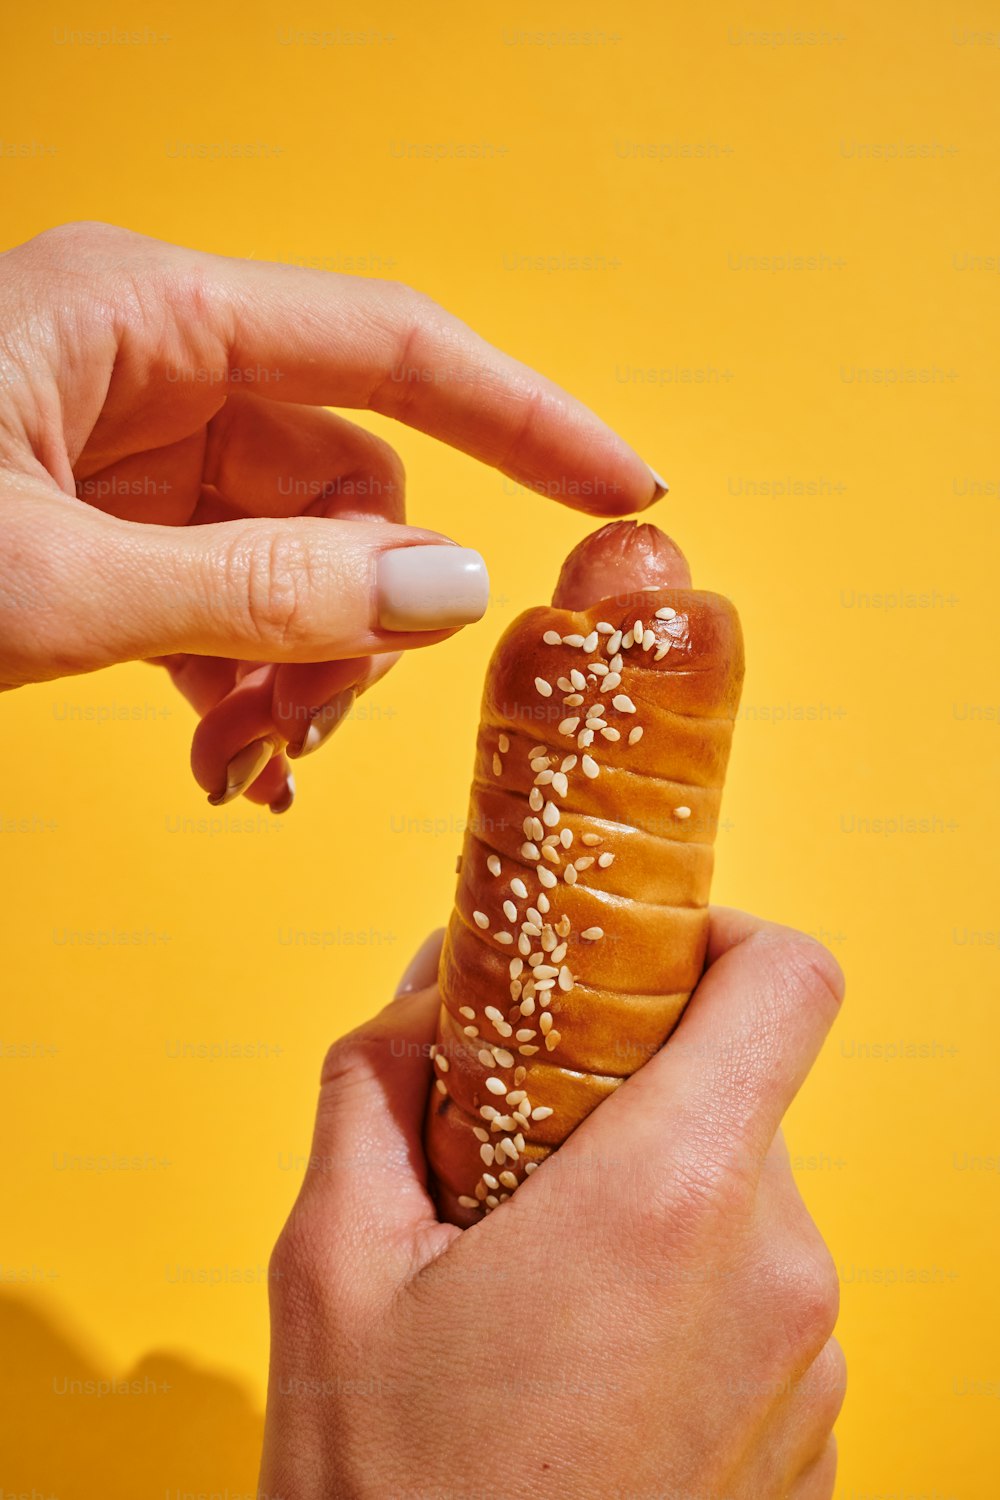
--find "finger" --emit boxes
[552,912,844,1212]
[62,224,662,514]
[2,485,489,684]
[189,653,397,803]
[202,393,406,523]
[394,928,445,998]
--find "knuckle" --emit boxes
[785,1244,841,1359]
[803,1338,848,1428]
[238,525,316,653]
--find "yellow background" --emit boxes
[2,1,998,1494]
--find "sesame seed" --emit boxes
[483,1170,499,1188]
[654,642,671,660]
[521,843,540,861]
[596,621,614,633]
[558,716,580,736]
[556,676,574,692]
[603,672,622,691]
[515,1028,536,1041]
[531,1105,554,1121]
[524,1161,538,1175]
[539,1012,553,1035]
[495,932,514,945]
[575,856,594,870]
[622,630,634,649]
[610,654,623,672]
[506,1088,526,1106]
[480,1143,494,1166]
[513,1110,529,1129]
[642,628,656,651]
[473,910,489,929]
[503,899,518,923]
[674,805,692,820]
[478,1048,495,1067]
[514,1066,527,1083]
[473,1126,490,1143]
[537,892,551,913]
[598,852,615,868]
[583,630,599,652]
[581,925,604,941]
[519,996,536,1016]
[612,694,636,713]
[558,965,574,991]
[541,845,560,866]
[543,802,560,827]
[435,1079,448,1095]
[514,1132,526,1152]
[608,629,622,654]
[628,726,643,745]
[531,816,545,840]
[499,733,510,753]
[529,744,547,757]
[543,630,561,645]
[492,753,503,776]
[601,727,620,742]
[556,915,571,937]
[519,1044,539,1055]
[494,1048,515,1068]
[534,677,553,697]
[578,728,595,749]
[535,769,554,786]
[458,1195,479,1210]
[485,1004,503,1022]
[499,1170,518,1190]
[545,1031,561,1051]
[463,1026,478,1037]
[552,772,569,798]
[570,668,587,691]
[534,963,559,978]
[633,618,643,638]
[590,661,608,676]
[564,864,578,885]
[485,1077,507,1095]
[495,1113,517,1129]
[582,755,599,779]
[475,1180,488,1199]
[561,755,578,772]
[500,1139,519,1161]
[522,921,541,937]
[530,756,549,773]
[582,832,603,845]
[485,1194,499,1208]
[518,933,532,956]
[563,633,584,648]
[655,606,677,620]
[509,957,523,979]
[459,1005,476,1020]
[538,867,557,889]
[480,1105,499,1120]
[586,715,606,731]
[529,787,544,812]
[487,855,501,878]
[564,693,584,707]
[552,942,568,963]
[560,828,573,848]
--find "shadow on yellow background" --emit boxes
[0,1293,263,1498]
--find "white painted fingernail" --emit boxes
[647,465,669,500]
[207,737,277,806]
[377,545,489,632]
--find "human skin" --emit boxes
[0,221,661,811]
[260,911,846,1498]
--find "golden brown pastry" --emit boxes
[424,520,744,1227]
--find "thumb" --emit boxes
[4,486,488,682]
[281,931,455,1298]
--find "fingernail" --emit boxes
[207,737,276,806]
[376,545,489,632]
[647,465,669,501]
[287,687,357,760]
[394,927,446,999]
[269,773,295,816]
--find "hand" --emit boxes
[0,222,662,811]
[260,910,846,1498]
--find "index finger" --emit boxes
[131,229,663,515]
[552,910,845,1201]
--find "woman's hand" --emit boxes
[0,221,663,811]
[260,910,846,1498]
